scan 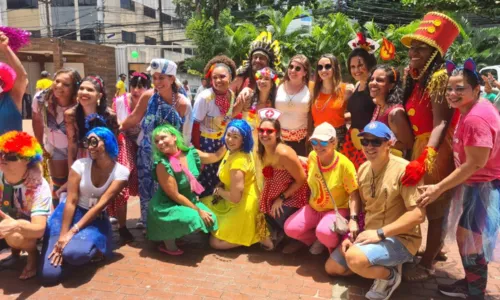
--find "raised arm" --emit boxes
[197,146,226,165]
[120,89,152,131]
[0,31,28,112]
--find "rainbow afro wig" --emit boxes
[0,131,42,166]
[0,62,16,92]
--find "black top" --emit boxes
[347,85,376,130]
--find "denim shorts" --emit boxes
[330,237,414,269]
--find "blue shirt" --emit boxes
[0,93,22,134]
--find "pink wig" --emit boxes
[0,62,17,92]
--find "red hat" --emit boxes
[401,12,460,56]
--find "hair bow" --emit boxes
[445,58,479,80]
[131,72,147,80]
[85,113,107,129]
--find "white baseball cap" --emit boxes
[309,122,336,141]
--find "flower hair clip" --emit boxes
[258,108,282,120]
[84,113,106,129]
[205,64,216,79]
[255,67,280,85]
[348,32,380,54]
[445,58,479,80]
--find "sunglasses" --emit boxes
[360,138,386,147]
[310,139,329,147]
[257,128,276,135]
[82,136,100,149]
[317,64,332,71]
[0,152,19,162]
[288,64,302,72]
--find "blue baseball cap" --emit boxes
[358,121,394,140]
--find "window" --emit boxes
[7,0,38,9]
[144,6,156,19]
[53,29,77,40]
[29,30,41,38]
[122,31,136,43]
[120,0,135,11]
[79,0,97,6]
[161,13,172,24]
[52,0,74,6]
[145,36,156,45]
[80,28,95,41]
[185,48,193,55]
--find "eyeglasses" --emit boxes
[0,152,19,162]
[257,128,276,135]
[317,64,332,71]
[288,64,302,72]
[310,139,329,147]
[82,136,100,149]
[360,138,386,147]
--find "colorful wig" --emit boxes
[0,62,17,93]
[151,124,189,163]
[86,127,118,159]
[222,119,254,153]
[0,131,42,167]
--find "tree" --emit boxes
[400,0,500,16]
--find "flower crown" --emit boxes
[255,67,280,85]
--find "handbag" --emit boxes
[317,161,349,235]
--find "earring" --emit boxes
[97,99,100,106]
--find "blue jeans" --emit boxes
[330,237,414,269]
[38,235,99,286]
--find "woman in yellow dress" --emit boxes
[202,119,265,249]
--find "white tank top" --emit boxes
[274,84,310,131]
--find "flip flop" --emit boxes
[403,263,435,282]
[19,265,37,280]
[158,245,183,256]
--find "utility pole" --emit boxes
[96,0,104,44]
[158,0,165,57]
[39,0,52,38]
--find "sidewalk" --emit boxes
[1,196,499,300]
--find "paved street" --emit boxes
[0,121,499,300]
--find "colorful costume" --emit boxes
[201,151,262,246]
[400,12,460,220]
[137,92,188,223]
[193,87,235,197]
[108,94,139,218]
[147,147,218,241]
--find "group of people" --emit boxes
[0,11,499,300]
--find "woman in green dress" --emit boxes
[147,124,226,255]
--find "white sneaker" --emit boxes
[309,240,325,255]
[365,264,402,300]
[136,221,145,229]
[109,217,118,224]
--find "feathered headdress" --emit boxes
[238,32,282,76]
[348,32,380,54]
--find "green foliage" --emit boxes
[184,6,500,79]
[400,0,500,16]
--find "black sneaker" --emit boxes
[119,227,134,244]
[438,279,468,299]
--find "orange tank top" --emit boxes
[311,83,347,128]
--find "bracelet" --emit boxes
[72,224,80,233]
[279,193,286,201]
[350,215,358,221]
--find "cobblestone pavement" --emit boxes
[0,121,499,300]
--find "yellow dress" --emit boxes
[201,151,262,246]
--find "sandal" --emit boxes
[19,265,37,280]
[158,245,183,256]
[261,231,285,251]
[403,263,435,282]
[416,249,448,261]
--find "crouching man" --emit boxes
[0,131,52,280]
[325,121,426,300]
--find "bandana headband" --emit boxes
[89,76,103,92]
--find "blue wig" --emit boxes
[222,119,253,153]
[86,127,118,159]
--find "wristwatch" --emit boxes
[279,193,286,201]
[350,215,358,221]
[377,228,386,240]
